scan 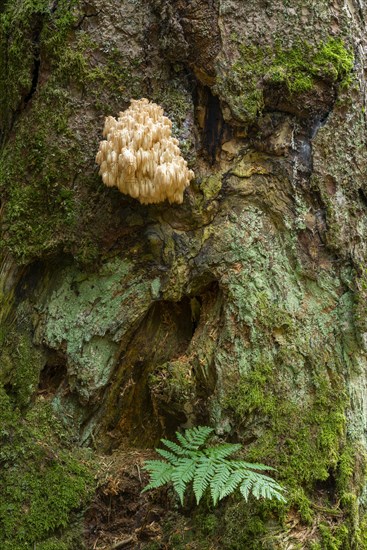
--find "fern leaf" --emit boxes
[209,461,232,506]
[160,438,187,456]
[143,425,286,506]
[231,460,276,471]
[183,426,214,450]
[267,487,287,503]
[251,472,271,500]
[142,460,173,492]
[193,457,217,504]
[204,443,242,460]
[241,471,286,503]
[171,457,197,505]
[176,431,190,449]
[156,448,181,465]
[238,473,255,501]
[219,469,245,500]
[262,478,286,502]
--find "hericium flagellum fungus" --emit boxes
[95,98,195,204]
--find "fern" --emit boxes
[193,456,217,504]
[160,438,187,456]
[156,447,180,464]
[209,461,232,505]
[204,443,242,460]
[176,426,214,451]
[142,426,286,506]
[171,457,197,504]
[143,460,174,491]
[219,469,245,500]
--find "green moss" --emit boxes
[0,1,81,261]
[200,174,223,200]
[319,523,350,550]
[314,39,354,85]
[223,355,347,489]
[221,499,269,550]
[0,0,50,134]
[215,38,354,123]
[36,541,69,550]
[336,445,361,494]
[0,328,45,408]
[221,328,353,535]
[358,515,367,547]
[0,0,147,264]
[196,512,218,537]
[0,97,78,261]
[269,38,354,93]
[0,388,95,549]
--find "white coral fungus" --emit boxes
[95,98,194,204]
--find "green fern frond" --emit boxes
[141,460,174,491]
[240,471,286,503]
[175,430,190,448]
[219,469,246,500]
[178,426,213,451]
[193,457,217,504]
[156,447,181,464]
[204,443,242,460]
[160,438,187,456]
[171,457,197,504]
[252,475,274,500]
[265,486,286,503]
[238,473,256,501]
[209,461,232,506]
[231,460,276,471]
[142,426,286,506]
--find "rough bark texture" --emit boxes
[1,0,367,548]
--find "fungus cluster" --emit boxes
[95,98,195,204]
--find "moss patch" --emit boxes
[269,38,354,93]
[0,0,146,263]
[214,38,354,123]
[0,328,45,408]
[0,0,86,261]
[0,388,95,549]
[0,0,49,134]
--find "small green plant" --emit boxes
[143,426,286,506]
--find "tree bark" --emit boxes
[1,0,367,548]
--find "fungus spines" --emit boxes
[96,98,194,204]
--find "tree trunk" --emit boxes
[1,0,367,548]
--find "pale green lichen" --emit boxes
[41,257,153,402]
[151,202,364,547]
